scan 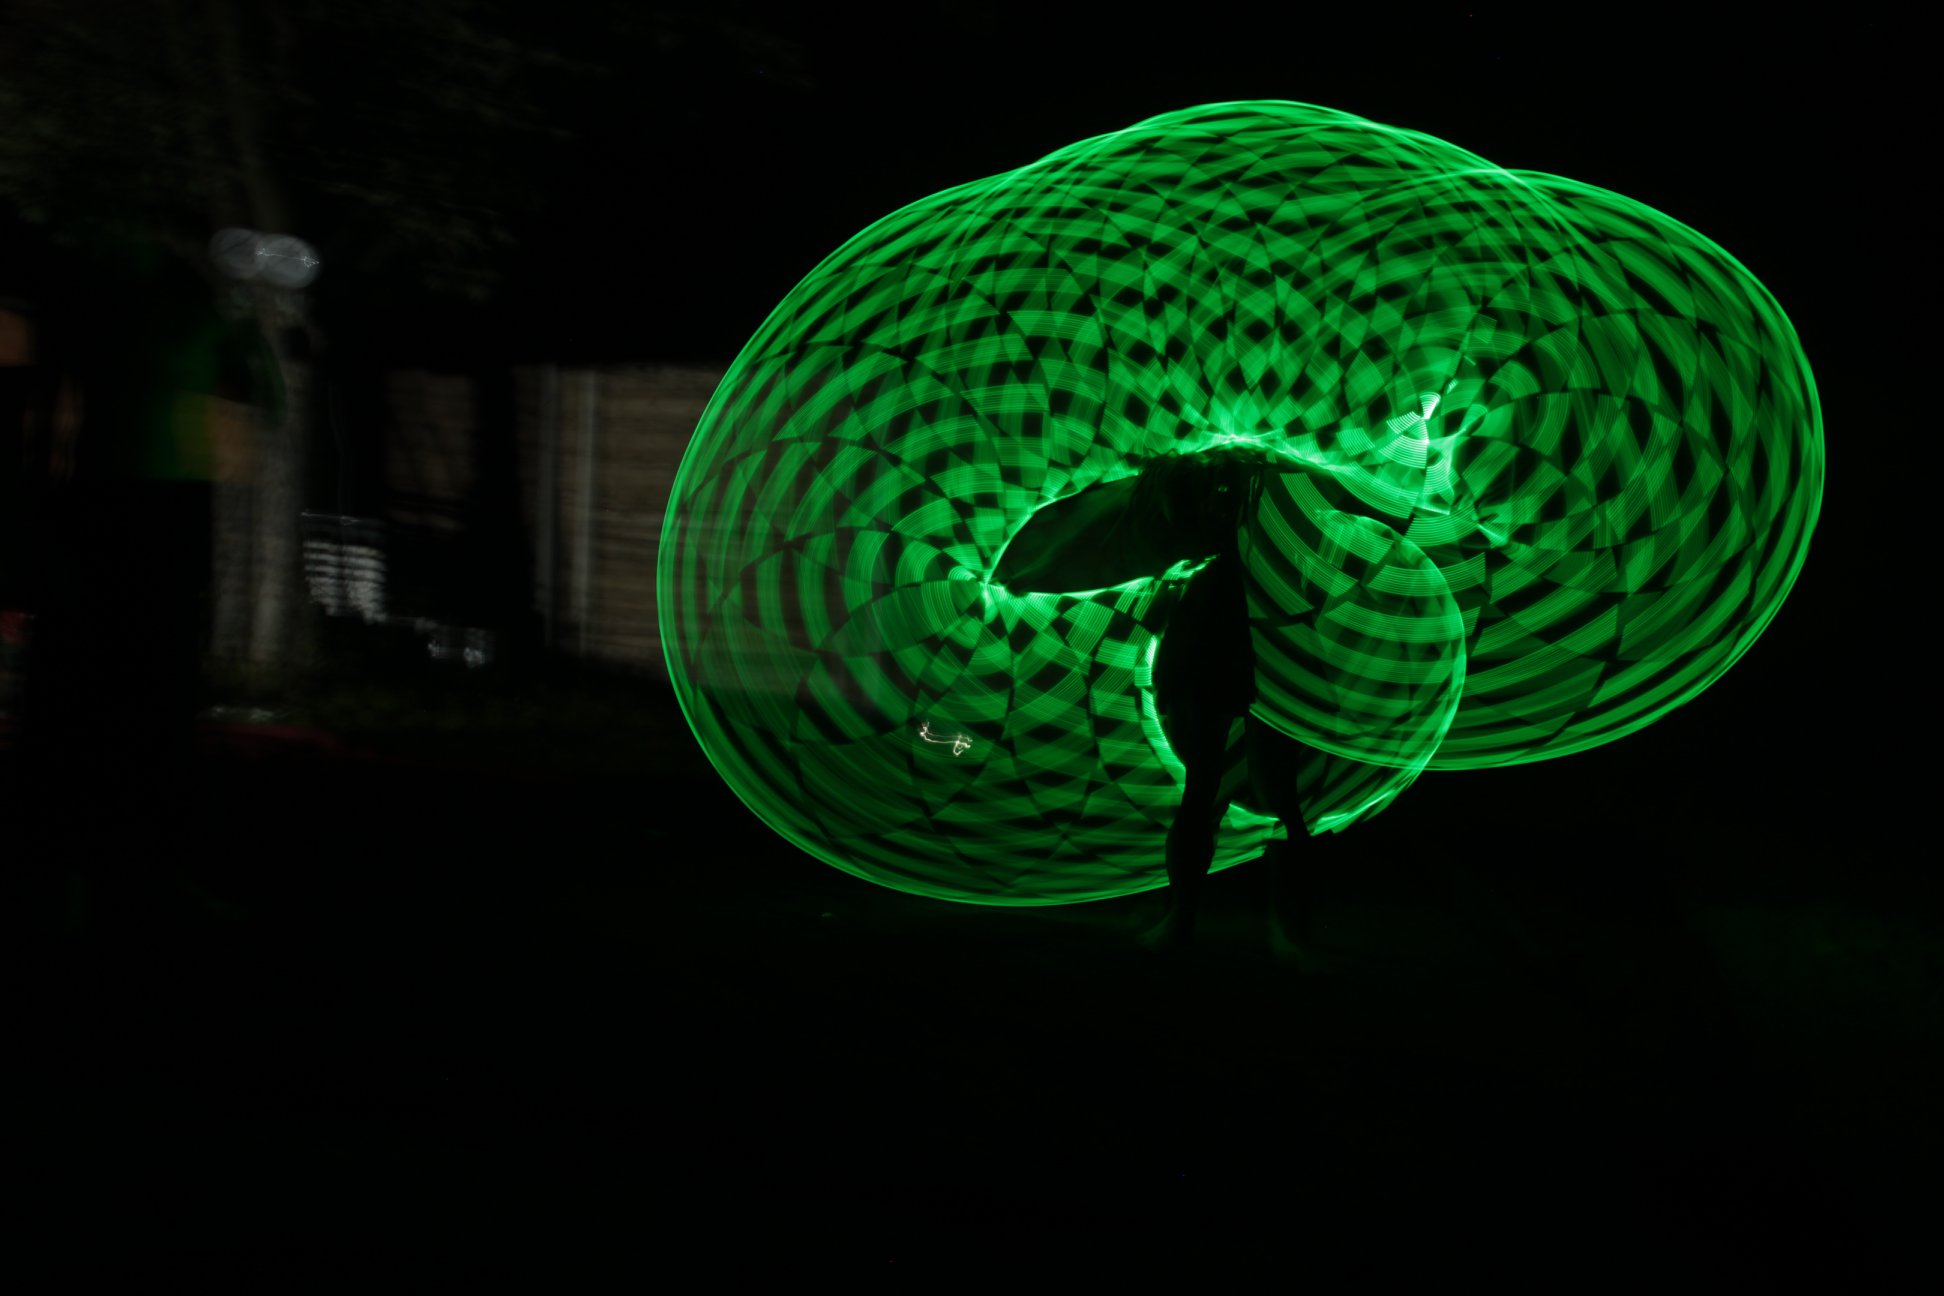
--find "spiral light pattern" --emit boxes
[660,102,1821,905]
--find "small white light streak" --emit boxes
[918,721,974,756]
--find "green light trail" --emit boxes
[660,102,1822,906]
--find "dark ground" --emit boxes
[3,659,1934,1284]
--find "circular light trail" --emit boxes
[660,102,1822,906]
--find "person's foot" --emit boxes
[1269,921,1318,971]
[1269,906,1334,971]
[1137,911,1194,952]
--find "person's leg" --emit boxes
[1245,716,1324,965]
[1143,698,1234,949]
[1263,833,1326,967]
[1156,766,1223,944]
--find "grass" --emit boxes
[215,650,701,779]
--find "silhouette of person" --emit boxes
[993,448,1323,955]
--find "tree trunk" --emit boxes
[198,0,311,692]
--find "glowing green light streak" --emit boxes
[661,101,1821,905]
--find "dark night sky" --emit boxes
[480,9,1893,370]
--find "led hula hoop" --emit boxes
[660,102,1821,906]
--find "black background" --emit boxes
[10,6,1930,1283]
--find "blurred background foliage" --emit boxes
[0,0,811,312]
